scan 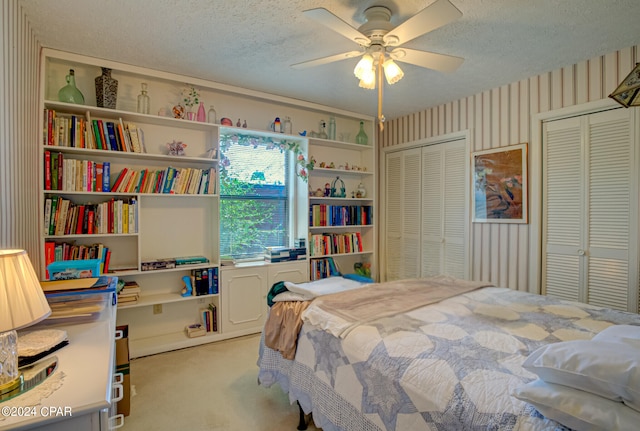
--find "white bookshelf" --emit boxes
[39,48,375,357]
[307,136,377,280]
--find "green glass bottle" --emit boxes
[355,121,368,145]
[58,69,85,104]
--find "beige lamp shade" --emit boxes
[0,249,51,332]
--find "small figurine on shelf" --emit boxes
[172,104,185,119]
[330,176,346,198]
[167,140,187,156]
[324,182,331,197]
[236,118,241,127]
[242,120,248,128]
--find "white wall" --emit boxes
[0,0,41,267]
[379,45,640,292]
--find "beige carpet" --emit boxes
[120,334,321,431]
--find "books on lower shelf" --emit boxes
[117,280,140,307]
[141,256,212,272]
[309,232,364,256]
[191,267,219,296]
[201,304,218,333]
[110,166,218,195]
[44,241,112,277]
[44,196,138,236]
[44,151,112,192]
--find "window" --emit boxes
[219,140,291,259]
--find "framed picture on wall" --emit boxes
[472,143,528,223]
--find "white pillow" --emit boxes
[593,324,640,347]
[513,379,640,431]
[523,340,640,412]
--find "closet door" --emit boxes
[421,141,467,277]
[543,108,638,311]
[385,148,422,279]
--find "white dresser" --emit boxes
[0,295,118,431]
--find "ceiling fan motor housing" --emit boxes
[358,6,395,46]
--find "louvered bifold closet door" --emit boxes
[421,146,443,276]
[442,141,467,278]
[385,148,422,280]
[421,141,466,277]
[543,108,637,311]
[385,152,403,280]
[401,148,423,278]
[586,109,635,311]
[543,117,583,302]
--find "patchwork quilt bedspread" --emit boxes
[258,286,640,431]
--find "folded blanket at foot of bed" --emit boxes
[302,275,493,338]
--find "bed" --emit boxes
[257,276,640,431]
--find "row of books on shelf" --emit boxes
[309,204,373,227]
[309,232,364,256]
[186,304,218,337]
[44,151,111,192]
[309,257,341,280]
[44,242,111,278]
[141,255,210,271]
[116,280,140,306]
[44,109,146,153]
[111,166,217,195]
[44,196,138,236]
[189,267,219,296]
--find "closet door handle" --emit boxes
[577,249,585,256]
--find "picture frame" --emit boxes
[472,143,528,223]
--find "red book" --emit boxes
[44,150,51,190]
[46,109,53,146]
[56,152,64,191]
[95,163,103,192]
[111,168,129,192]
[87,209,95,234]
[44,241,55,279]
[103,250,111,274]
[76,205,85,234]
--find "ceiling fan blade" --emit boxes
[383,0,462,46]
[291,51,363,69]
[390,48,463,72]
[303,8,371,46]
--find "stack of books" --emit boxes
[264,247,307,263]
[117,281,140,306]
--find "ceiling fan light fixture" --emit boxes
[354,54,374,80]
[359,67,376,89]
[383,58,404,85]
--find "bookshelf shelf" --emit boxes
[43,144,218,165]
[117,291,219,309]
[127,330,223,359]
[309,224,373,230]
[307,135,376,280]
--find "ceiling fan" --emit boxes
[293,0,464,74]
[292,0,464,127]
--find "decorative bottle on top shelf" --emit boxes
[328,116,336,141]
[58,69,85,105]
[95,67,118,109]
[136,82,150,114]
[207,105,217,124]
[356,121,368,145]
[318,120,328,139]
[282,116,292,135]
[197,102,207,122]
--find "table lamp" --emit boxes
[0,249,51,395]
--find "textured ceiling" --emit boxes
[18,0,640,120]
